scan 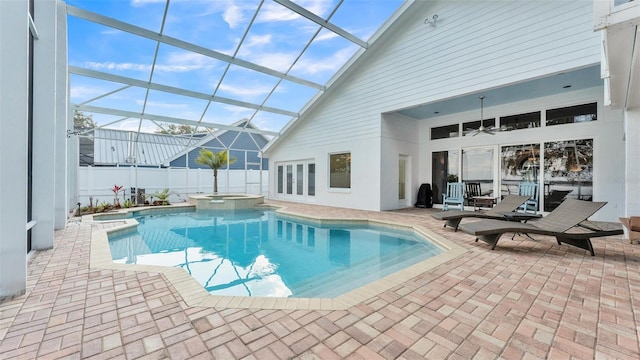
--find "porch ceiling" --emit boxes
[395,65,602,120]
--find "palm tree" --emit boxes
[195,148,236,194]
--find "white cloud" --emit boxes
[245,34,272,48]
[218,83,273,97]
[315,30,338,42]
[248,52,297,73]
[258,0,332,23]
[84,61,151,72]
[70,85,112,101]
[83,52,218,74]
[223,4,245,29]
[295,47,354,75]
[299,0,332,18]
[258,2,300,23]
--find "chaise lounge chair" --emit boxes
[431,194,531,231]
[458,199,623,256]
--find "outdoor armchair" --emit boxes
[517,182,539,213]
[443,182,465,211]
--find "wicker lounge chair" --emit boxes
[431,194,530,231]
[458,199,623,256]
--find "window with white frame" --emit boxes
[329,153,351,189]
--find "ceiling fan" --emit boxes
[467,96,497,136]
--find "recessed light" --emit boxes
[434,111,440,114]
[563,85,572,89]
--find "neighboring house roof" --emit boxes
[89,120,270,167]
[92,129,199,166]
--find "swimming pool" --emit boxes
[108,209,442,298]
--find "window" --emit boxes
[462,119,495,136]
[286,165,293,194]
[462,148,494,197]
[329,153,351,189]
[500,111,541,131]
[277,165,283,194]
[500,144,540,198]
[543,139,593,211]
[546,103,597,126]
[296,164,304,195]
[308,163,315,196]
[431,124,459,140]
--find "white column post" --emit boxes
[32,0,61,249]
[54,0,69,230]
[625,109,640,215]
[0,0,29,296]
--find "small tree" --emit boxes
[195,149,236,194]
[74,110,97,131]
[155,123,199,135]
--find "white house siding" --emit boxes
[266,0,602,212]
[421,86,625,222]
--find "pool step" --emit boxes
[292,243,440,298]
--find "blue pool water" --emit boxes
[108,209,442,298]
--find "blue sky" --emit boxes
[67,0,405,133]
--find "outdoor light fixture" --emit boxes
[424,14,438,27]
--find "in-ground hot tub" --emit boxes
[188,194,264,210]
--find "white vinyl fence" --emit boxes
[78,166,268,206]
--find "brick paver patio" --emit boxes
[1,200,639,359]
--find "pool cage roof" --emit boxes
[67,0,407,153]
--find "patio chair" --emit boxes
[443,182,465,211]
[458,199,623,256]
[619,217,640,244]
[517,182,539,213]
[465,182,482,206]
[432,194,530,231]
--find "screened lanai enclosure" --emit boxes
[67,0,405,204]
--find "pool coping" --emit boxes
[87,204,466,311]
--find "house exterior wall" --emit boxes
[266,0,602,212]
[421,86,625,221]
[170,132,268,170]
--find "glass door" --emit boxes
[432,150,459,204]
[276,161,314,200]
